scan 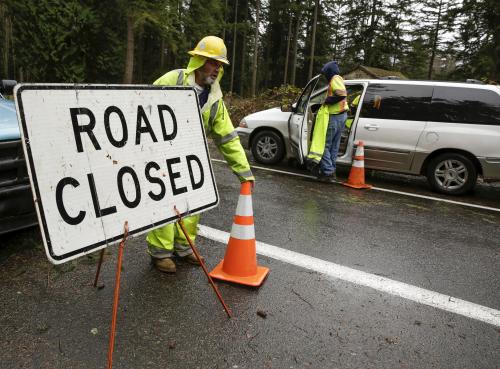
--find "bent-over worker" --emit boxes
[146,36,254,273]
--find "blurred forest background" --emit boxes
[1,0,499,97]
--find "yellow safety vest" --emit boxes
[326,75,348,115]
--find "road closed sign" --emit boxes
[15,85,218,264]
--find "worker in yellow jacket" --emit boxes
[307,61,348,182]
[147,36,254,273]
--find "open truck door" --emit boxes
[288,75,321,165]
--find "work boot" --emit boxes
[181,253,204,265]
[317,173,336,183]
[152,257,176,273]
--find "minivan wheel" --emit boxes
[426,153,477,195]
[251,130,285,165]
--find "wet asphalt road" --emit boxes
[1,155,500,369]
[246,154,500,211]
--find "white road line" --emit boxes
[211,159,500,213]
[198,224,500,327]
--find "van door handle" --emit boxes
[364,123,379,131]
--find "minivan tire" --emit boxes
[251,130,285,165]
[426,153,477,195]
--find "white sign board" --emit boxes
[15,84,218,264]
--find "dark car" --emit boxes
[0,80,37,235]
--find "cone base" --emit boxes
[209,261,269,287]
[342,182,372,189]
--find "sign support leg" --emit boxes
[93,249,106,288]
[174,206,232,318]
[107,221,129,369]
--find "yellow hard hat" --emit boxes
[188,36,230,65]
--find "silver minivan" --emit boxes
[239,77,500,195]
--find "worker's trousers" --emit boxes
[146,214,200,259]
[320,112,347,175]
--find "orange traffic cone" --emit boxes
[342,140,372,189]
[209,182,269,287]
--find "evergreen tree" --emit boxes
[6,0,98,82]
[452,0,500,81]
[1,0,498,90]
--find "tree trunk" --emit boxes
[307,0,319,80]
[290,11,300,86]
[333,4,340,61]
[222,0,228,40]
[251,0,260,96]
[392,9,402,68]
[364,0,378,65]
[123,15,134,84]
[284,17,292,85]
[4,19,11,77]
[240,24,247,96]
[230,0,238,93]
[10,15,15,80]
[137,25,144,83]
[2,7,9,77]
[427,0,443,80]
[160,38,165,68]
[494,14,500,81]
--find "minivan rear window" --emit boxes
[360,84,432,121]
[430,87,500,125]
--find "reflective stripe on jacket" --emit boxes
[326,75,348,115]
[153,60,254,182]
[306,105,330,163]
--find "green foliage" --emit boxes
[1,0,498,90]
[450,0,500,81]
[8,0,98,82]
[226,84,302,126]
[84,0,125,82]
[400,37,431,79]
[183,0,224,46]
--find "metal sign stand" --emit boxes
[93,221,129,369]
[92,208,231,369]
[93,250,106,288]
[174,206,232,318]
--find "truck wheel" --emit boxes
[251,130,285,165]
[426,153,477,195]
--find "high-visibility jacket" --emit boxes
[326,75,348,115]
[306,105,330,164]
[153,55,254,182]
[146,55,253,254]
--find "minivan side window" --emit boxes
[431,86,500,125]
[360,84,433,121]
